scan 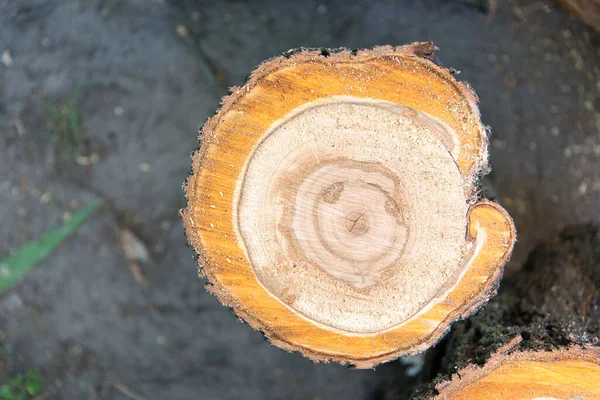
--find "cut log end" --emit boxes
[182,43,516,366]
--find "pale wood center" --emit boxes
[282,159,409,288]
[236,97,471,333]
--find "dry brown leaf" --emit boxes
[118,228,151,288]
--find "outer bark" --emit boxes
[416,224,600,398]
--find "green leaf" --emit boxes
[0,385,14,400]
[64,104,82,148]
[23,370,41,396]
[0,202,100,294]
[0,369,41,400]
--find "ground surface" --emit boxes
[0,0,598,399]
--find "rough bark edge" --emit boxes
[180,43,506,367]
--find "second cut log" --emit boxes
[421,225,600,399]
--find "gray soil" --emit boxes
[0,0,598,399]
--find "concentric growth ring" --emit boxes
[237,99,470,333]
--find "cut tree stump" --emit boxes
[181,42,516,367]
[421,225,600,399]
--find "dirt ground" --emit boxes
[0,0,598,399]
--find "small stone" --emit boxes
[560,84,571,93]
[40,191,53,204]
[579,182,588,195]
[1,50,13,67]
[41,37,51,47]
[156,335,166,345]
[0,292,24,314]
[176,24,189,38]
[528,142,537,152]
[75,154,99,166]
[139,162,152,172]
[160,220,171,231]
[492,139,507,149]
[67,344,83,356]
[113,106,124,117]
[550,127,560,137]
[400,354,425,377]
[317,4,327,14]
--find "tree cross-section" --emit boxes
[181,42,515,367]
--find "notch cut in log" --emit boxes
[181,42,516,367]
[421,225,600,399]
